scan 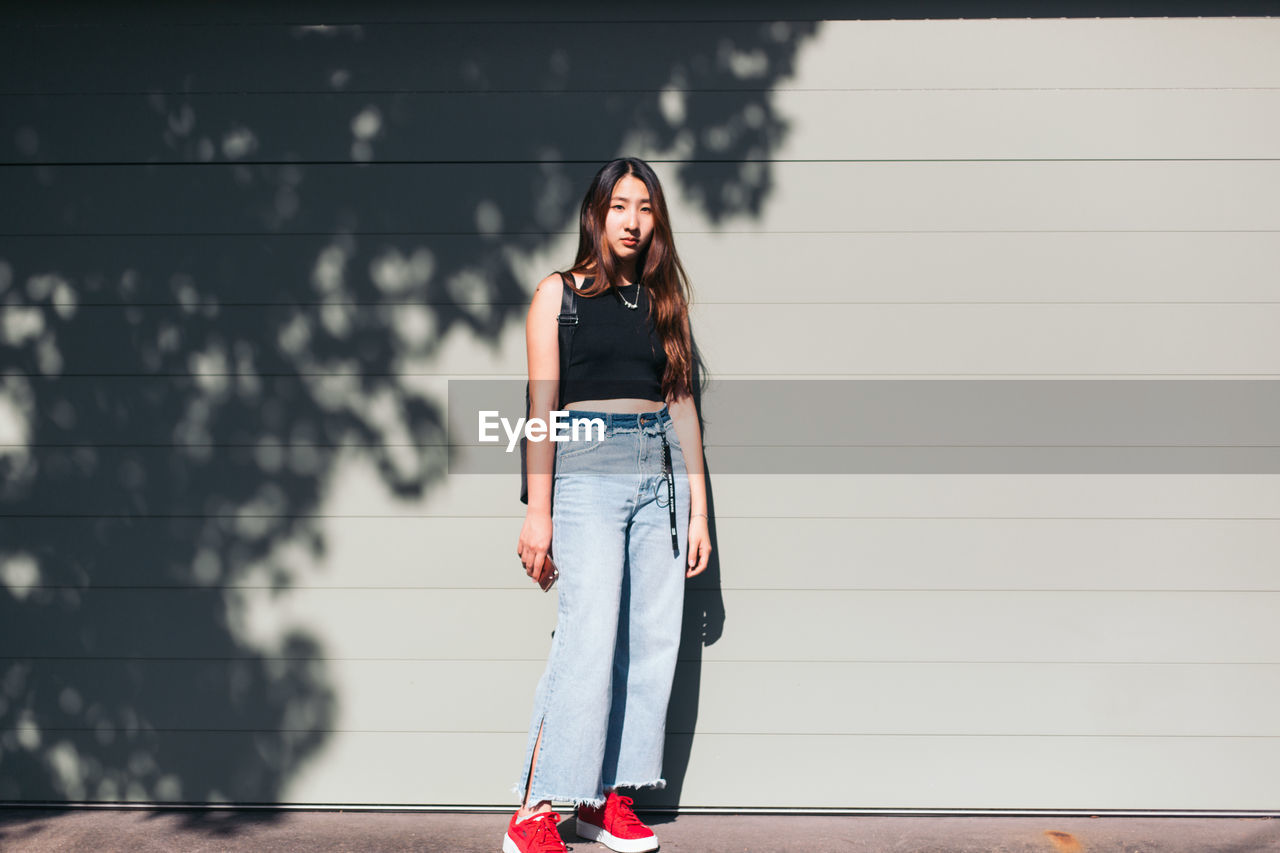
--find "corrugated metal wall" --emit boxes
[2,4,1277,809]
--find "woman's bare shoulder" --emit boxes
[528,273,571,330]
[531,272,566,302]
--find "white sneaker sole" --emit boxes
[575,820,659,852]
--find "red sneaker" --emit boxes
[503,809,568,853]
[575,791,659,852]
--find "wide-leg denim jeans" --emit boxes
[513,405,691,808]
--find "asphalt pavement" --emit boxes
[1,808,1277,852]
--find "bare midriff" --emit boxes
[563,398,664,414]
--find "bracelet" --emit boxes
[691,512,708,520]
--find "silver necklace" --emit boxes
[617,279,640,310]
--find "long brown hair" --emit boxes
[565,157,694,402]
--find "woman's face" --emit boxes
[604,174,654,263]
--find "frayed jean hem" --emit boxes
[609,777,667,792]
[509,780,608,809]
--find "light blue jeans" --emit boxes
[512,405,691,808]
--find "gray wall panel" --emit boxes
[10,658,1279,737]
[6,162,1280,235]
[7,89,1280,163]
[6,730,1277,809]
[5,232,1277,304]
[4,303,1278,377]
[9,516,1277,591]
[4,20,1279,94]
[13,468,1279,519]
[8,588,1278,664]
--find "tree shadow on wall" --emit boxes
[0,15,817,815]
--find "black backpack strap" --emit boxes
[521,273,580,505]
[557,271,579,322]
[556,272,578,404]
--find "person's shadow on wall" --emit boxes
[0,9,815,817]
[643,340,727,811]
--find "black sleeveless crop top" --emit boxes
[559,275,668,406]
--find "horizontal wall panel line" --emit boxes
[8,158,1280,168]
[15,585,1280,594]
[14,301,1280,308]
[8,229,1280,235]
[11,727,1279,738]
[4,806,1265,817]
[1,11,1276,24]
[11,372,1280,379]
[0,14,1271,25]
[6,514,1280,520]
[9,656,1280,665]
[0,19,936,28]
[6,230,1280,237]
[18,589,1276,597]
[14,443,1279,450]
[8,86,1280,95]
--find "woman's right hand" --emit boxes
[517,510,554,587]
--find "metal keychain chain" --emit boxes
[660,430,678,557]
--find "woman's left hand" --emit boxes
[686,515,711,578]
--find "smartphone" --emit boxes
[538,554,559,592]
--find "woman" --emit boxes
[505,157,711,853]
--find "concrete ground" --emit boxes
[0,809,1277,852]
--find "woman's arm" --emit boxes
[667,312,711,577]
[518,274,563,586]
[667,391,705,511]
